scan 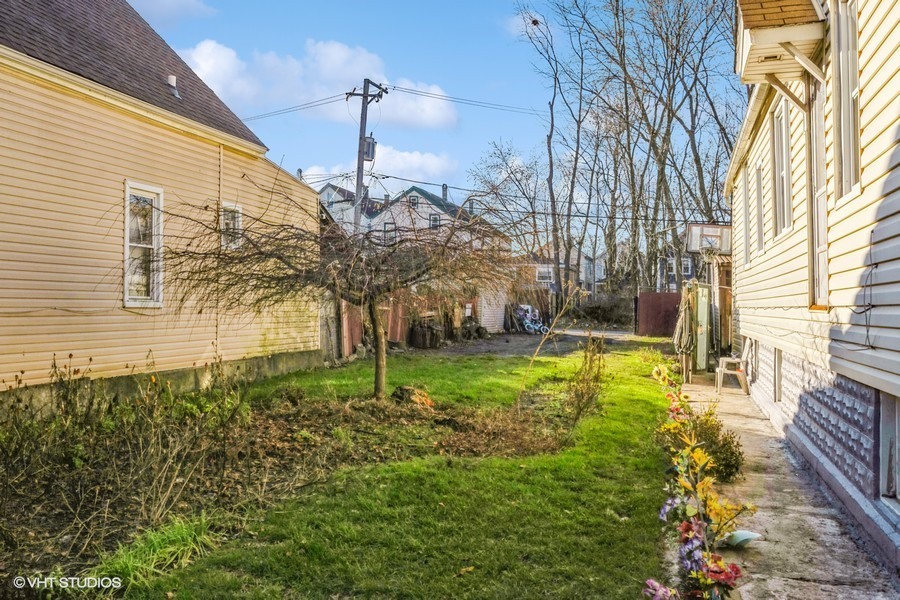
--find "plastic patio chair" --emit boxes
[716,341,750,394]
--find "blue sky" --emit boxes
[131,0,552,201]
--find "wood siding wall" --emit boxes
[731,0,900,396]
[0,59,319,387]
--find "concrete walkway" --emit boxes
[684,374,899,599]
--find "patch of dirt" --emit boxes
[0,389,566,580]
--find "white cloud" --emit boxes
[180,40,259,106]
[178,39,457,128]
[504,14,529,37]
[131,0,215,27]
[304,145,458,196]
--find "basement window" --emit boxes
[880,393,899,513]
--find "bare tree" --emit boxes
[165,175,511,400]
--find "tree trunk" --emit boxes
[367,298,387,400]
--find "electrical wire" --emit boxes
[372,173,727,226]
[389,85,547,116]
[243,86,547,124]
[243,95,346,122]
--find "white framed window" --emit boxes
[681,258,692,276]
[536,267,553,283]
[429,213,441,229]
[383,222,397,245]
[837,0,860,196]
[409,195,419,209]
[124,180,163,307]
[667,259,675,275]
[742,167,750,265]
[809,74,829,307]
[221,203,242,249]
[772,98,792,236]
[881,393,899,513]
[755,163,764,252]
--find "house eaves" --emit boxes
[0,0,266,152]
[723,82,771,199]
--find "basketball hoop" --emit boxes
[699,244,720,264]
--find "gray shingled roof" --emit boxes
[0,0,265,148]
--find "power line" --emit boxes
[390,85,546,116]
[374,173,727,226]
[243,95,346,122]
[243,86,547,123]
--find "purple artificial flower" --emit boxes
[643,579,679,599]
[678,536,705,574]
[659,497,680,521]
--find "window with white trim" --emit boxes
[772,98,792,236]
[667,259,675,275]
[221,204,242,249]
[755,164,764,251]
[536,267,553,283]
[809,74,829,306]
[681,258,692,277]
[429,213,441,229]
[383,222,397,245]
[409,195,419,209]
[125,181,163,307]
[837,0,860,195]
[742,167,750,265]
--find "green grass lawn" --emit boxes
[247,352,574,409]
[130,339,670,599]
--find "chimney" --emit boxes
[442,184,448,202]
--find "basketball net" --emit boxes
[699,244,720,264]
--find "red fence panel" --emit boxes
[637,291,680,337]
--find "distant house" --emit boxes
[318,184,510,333]
[0,0,321,388]
[727,0,900,568]
[318,182,385,229]
[657,253,697,293]
[524,248,596,303]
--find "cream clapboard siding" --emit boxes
[732,0,900,396]
[0,58,319,387]
[477,289,508,333]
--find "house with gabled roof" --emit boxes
[318,184,511,334]
[0,0,321,388]
[726,0,900,567]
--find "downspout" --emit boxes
[216,144,223,349]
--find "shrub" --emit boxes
[654,404,744,484]
[648,364,756,599]
[574,294,634,328]
[0,353,251,567]
[563,335,608,434]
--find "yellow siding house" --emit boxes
[726,0,899,567]
[0,0,321,389]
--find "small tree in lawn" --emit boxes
[165,178,512,400]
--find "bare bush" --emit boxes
[563,335,609,433]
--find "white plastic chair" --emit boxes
[716,341,750,394]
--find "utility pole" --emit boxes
[347,79,387,232]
